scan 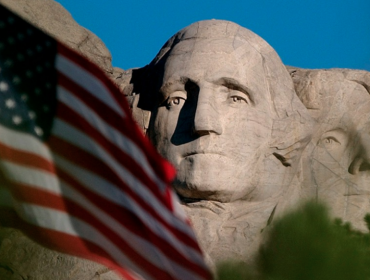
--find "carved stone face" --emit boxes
[310,81,370,229]
[148,38,274,202]
[290,68,370,231]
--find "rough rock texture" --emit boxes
[289,67,370,232]
[0,229,121,280]
[136,20,314,268]
[0,1,123,279]
[2,0,370,277]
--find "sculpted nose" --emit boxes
[193,97,223,136]
[348,132,370,174]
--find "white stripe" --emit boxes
[55,53,124,117]
[2,157,205,278]
[0,188,13,208]
[54,154,205,266]
[170,190,188,222]
[13,202,151,280]
[58,181,205,280]
[57,86,167,192]
[0,129,201,265]
[52,119,195,238]
[0,124,52,161]
[0,160,205,276]
[1,161,60,193]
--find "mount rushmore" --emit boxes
[0,0,369,279]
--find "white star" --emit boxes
[27,49,33,56]
[5,99,16,109]
[43,105,49,112]
[17,33,24,40]
[35,88,41,95]
[36,45,43,52]
[26,71,33,78]
[8,37,15,44]
[0,81,8,92]
[36,66,43,72]
[29,111,36,119]
[7,17,15,24]
[35,126,43,136]
[26,28,33,35]
[12,115,22,125]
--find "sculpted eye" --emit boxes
[169,97,184,106]
[231,95,248,104]
[220,79,252,105]
[166,91,187,109]
[228,92,249,105]
[319,129,348,149]
[323,136,340,145]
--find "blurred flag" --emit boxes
[0,4,210,280]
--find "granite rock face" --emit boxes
[0,229,120,280]
[289,67,370,232]
[1,0,370,277]
[136,20,314,268]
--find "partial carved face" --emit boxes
[309,81,370,229]
[148,39,274,202]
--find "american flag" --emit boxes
[0,4,210,280]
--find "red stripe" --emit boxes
[9,185,180,279]
[48,135,171,214]
[57,43,128,116]
[10,184,209,279]
[57,73,126,134]
[56,46,176,186]
[57,71,176,186]
[54,101,165,201]
[48,136,201,250]
[48,135,201,250]
[56,168,205,266]
[0,142,190,254]
[0,9,209,279]
[0,140,55,174]
[31,228,140,280]
[0,207,139,280]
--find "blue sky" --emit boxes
[56,0,370,71]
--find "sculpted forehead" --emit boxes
[153,20,278,67]
[293,70,370,126]
[149,19,309,122]
[172,20,269,51]
[162,38,268,100]
[337,82,370,128]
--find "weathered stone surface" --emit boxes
[112,67,151,131]
[289,67,370,232]
[2,0,370,276]
[134,20,314,268]
[0,228,120,280]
